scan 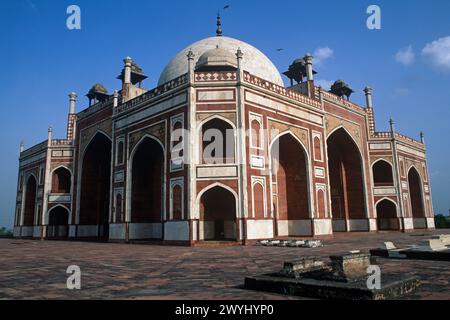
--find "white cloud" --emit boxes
[395,46,415,66]
[315,79,334,90]
[314,47,334,65]
[422,36,450,71]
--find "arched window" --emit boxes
[201,118,235,164]
[317,189,326,219]
[115,194,123,223]
[253,182,265,219]
[314,137,322,161]
[117,140,124,165]
[251,119,261,148]
[51,167,71,193]
[171,121,184,170]
[172,185,183,220]
[39,167,44,185]
[372,160,394,186]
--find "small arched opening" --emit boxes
[200,185,237,241]
[52,167,72,193]
[376,199,399,231]
[373,160,394,187]
[47,206,69,238]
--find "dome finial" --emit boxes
[216,12,223,36]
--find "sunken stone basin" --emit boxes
[244,253,420,300]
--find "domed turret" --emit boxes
[330,80,354,100]
[86,83,109,106]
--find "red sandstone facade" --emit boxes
[14,33,435,244]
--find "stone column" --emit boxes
[123,57,132,84]
[186,50,197,244]
[113,90,119,108]
[364,86,373,109]
[304,53,314,81]
[236,48,248,243]
[304,53,314,97]
[389,119,407,231]
[69,92,77,114]
[67,93,77,141]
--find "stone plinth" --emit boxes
[282,257,326,278]
[328,253,371,283]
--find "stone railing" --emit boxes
[20,140,47,157]
[372,131,391,139]
[372,131,423,146]
[51,139,73,146]
[77,95,114,120]
[195,71,237,82]
[394,132,423,146]
[115,73,189,115]
[243,72,322,109]
[319,89,366,114]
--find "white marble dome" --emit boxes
[158,36,284,86]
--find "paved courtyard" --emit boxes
[0,229,449,300]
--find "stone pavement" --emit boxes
[0,230,449,300]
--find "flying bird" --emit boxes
[223,5,230,9]
[276,48,284,52]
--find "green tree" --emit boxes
[434,214,450,229]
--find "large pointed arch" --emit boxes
[269,130,312,236]
[78,131,112,239]
[408,166,426,228]
[327,127,367,232]
[23,174,38,227]
[128,134,165,230]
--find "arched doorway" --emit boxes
[271,133,311,236]
[52,167,71,193]
[200,185,237,241]
[327,128,366,232]
[373,160,394,187]
[79,133,112,240]
[130,137,164,239]
[408,167,426,229]
[23,175,37,226]
[376,199,399,230]
[47,206,69,238]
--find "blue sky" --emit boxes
[0,0,449,228]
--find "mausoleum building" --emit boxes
[13,19,435,244]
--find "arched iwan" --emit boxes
[327,127,368,232]
[270,131,312,237]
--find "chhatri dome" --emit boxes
[158,16,284,86]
